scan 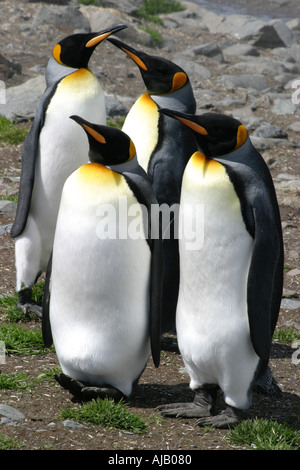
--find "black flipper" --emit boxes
[42,252,53,348]
[123,172,163,368]
[247,205,283,363]
[220,141,284,365]
[10,80,61,238]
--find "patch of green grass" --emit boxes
[0,322,51,355]
[107,117,126,129]
[0,282,44,322]
[0,371,31,390]
[0,366,60,393]
[37,366,62,382]
[273,327,300,344]
[0,195,18,203]
[140,26,164,47]
[78,0,100,5]
[61,398,147,434]
[0,117,29,145]
[136,11,164,25]
[227,418,300,450]
[0,432,22,450]
[137,0,185,17]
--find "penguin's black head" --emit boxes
[52,24,127,69]
[70,115,136,166]
[107,37,188,95]
[159,109,248,157]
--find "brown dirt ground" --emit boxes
[0,0,299,454]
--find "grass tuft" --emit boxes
[140,26,164,47]
[0,322,51,355]
[0,117,29,145]
[227,418,300,450]
[136,0,185,24]
[0,433,22,450]
[61,398,147,434]
[273,327,300,344]
[137,0,185,16]
[0,371,30,390]
[0,282,44,322]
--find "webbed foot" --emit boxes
[54,373,124,402]
[17,288,42,318]
[196,406,244,429]
[158,385,217,419]
[158,402,211,418]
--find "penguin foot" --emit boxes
[158,385,217,418]
[80,386,124,402]
[195,406,243,429]
[19,303,42,318]
[17,288,42,318]
[55,373,124,402]
[158,402,211,419]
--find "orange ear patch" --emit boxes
[234,125,248,150]
[129,139,136,160]
[171,72,187,92]
[52,44,63,65]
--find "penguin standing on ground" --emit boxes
[108,38,197,333]
[11,25,127,316]
[42,117,162,401]
[158,109,283,428]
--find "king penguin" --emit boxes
[108,37,197,334]
[11,25,127,316]
[42,117,162,401]
[157,109,284,428]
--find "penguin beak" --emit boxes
[159,109,208,136]
[69,115,106,144]
[85,24,128,48]
[107,37,148,71]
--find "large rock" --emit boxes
[253,122,288,139]
[0,404,25,421]
[0,200,17,218]
[272,44,300,63]
[172,56,211,80]
[223,44,260,57]
[160,3,207,31]
[271,98,297,115]
[228,57,299,77]
[193,42,224,63]
[250,20,296,48]
[80,7,152,47]
[274,173,300,209]
[99,0,143,15]
[33,4,90,32]
[104,92,133,118]
[0,75,46,121]
[198,7,295,48]
[0,54,21,81]
[220,74,269,91]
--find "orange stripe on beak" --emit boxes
[122,49,148,71]
[176,116,208,136]
[85,32,112,48]
[82,124,106,144]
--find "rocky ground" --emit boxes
[0,0,299,452]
